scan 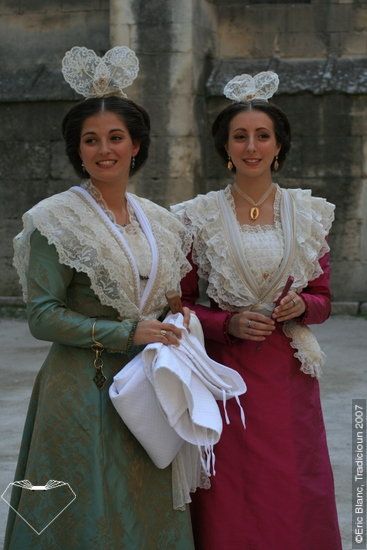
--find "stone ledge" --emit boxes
[0,297,24,307]
[331,301,360,315]
[207,56,367,97]
[0,68,82,102]
[0,297,26,319]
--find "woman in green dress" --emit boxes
[4,47,194,549]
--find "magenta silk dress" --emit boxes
[176,187,342,550]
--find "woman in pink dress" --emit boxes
[172,72,342,550]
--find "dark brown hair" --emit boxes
[62,96,150,178]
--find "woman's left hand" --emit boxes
[272,291,306,322]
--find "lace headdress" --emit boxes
[223,71,279,103]
[61,46,139,99]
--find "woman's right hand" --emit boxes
[133,320,183,346]
[228,311,275,342]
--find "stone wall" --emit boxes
[110,0,217,204]
[1,0,366,302]
[0,0,109,296]
[204,0,367,302]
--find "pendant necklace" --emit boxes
[233,182,275,221]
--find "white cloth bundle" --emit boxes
[109,312,247,509]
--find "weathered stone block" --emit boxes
[0,102,70,140]
[131,23,192,54]
[218,4,285,30]
[278,32,327,58]
[168,136,200,179]
[135,54,176,97]
[301,136,362,178]
[344,31,367,56]
[133,1,184,26]
[354,8,367,32]
[286,5,315,33]
[167,94,196,137]
[0,142,50,180]
[192,0,217,30]
[326,4,353,32]
[61,0,108,12]
[331,260,367,301]
[165,175,200,206]
[0,0,20,15]
[110,23,131,46]
[50,141,76,181]
[110,0,134,26]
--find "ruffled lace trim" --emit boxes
[171,186,335,377]
[283,321,325,378]
[14,188,192,320]
[172,186,334,310]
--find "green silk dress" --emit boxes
[4,188,194,549]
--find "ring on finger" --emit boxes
[247,320,252,328]
[160,329,167,336]
[291,298,296,307]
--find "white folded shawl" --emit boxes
[109,312,247,509]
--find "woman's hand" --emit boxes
[228,311,275,342]
[182,306,192,330]
[133,320,182,346]
[272,291,306,322]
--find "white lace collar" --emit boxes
[14,187,192,320]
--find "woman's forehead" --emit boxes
[230,110,274,131]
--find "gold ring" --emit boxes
[292,298,296,307]
[160,329,167,336]
[247,320,252,328]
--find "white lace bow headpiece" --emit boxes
[223,71,279,103]
[61,46,139,99]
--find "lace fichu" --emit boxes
[14,188,192,322]
[61,46,139,98]
[172,185,335,378]
[223,71,279,103]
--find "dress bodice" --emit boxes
[225,185,284,292]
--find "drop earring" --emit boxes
[227,156,233,171]
[273,156,279,171]
[131,156,136,170]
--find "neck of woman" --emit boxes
[90,177,129,211]
[234,173,274,202]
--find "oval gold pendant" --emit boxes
[250,207,259,220]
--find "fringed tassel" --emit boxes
[235,395,246,429]
[222,389,231,425]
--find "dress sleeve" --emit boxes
[299,251,332,325]
[26,229,139,355]
[181,252,234,344]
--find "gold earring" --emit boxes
[273,156,279,171]
[227,156,233,171]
